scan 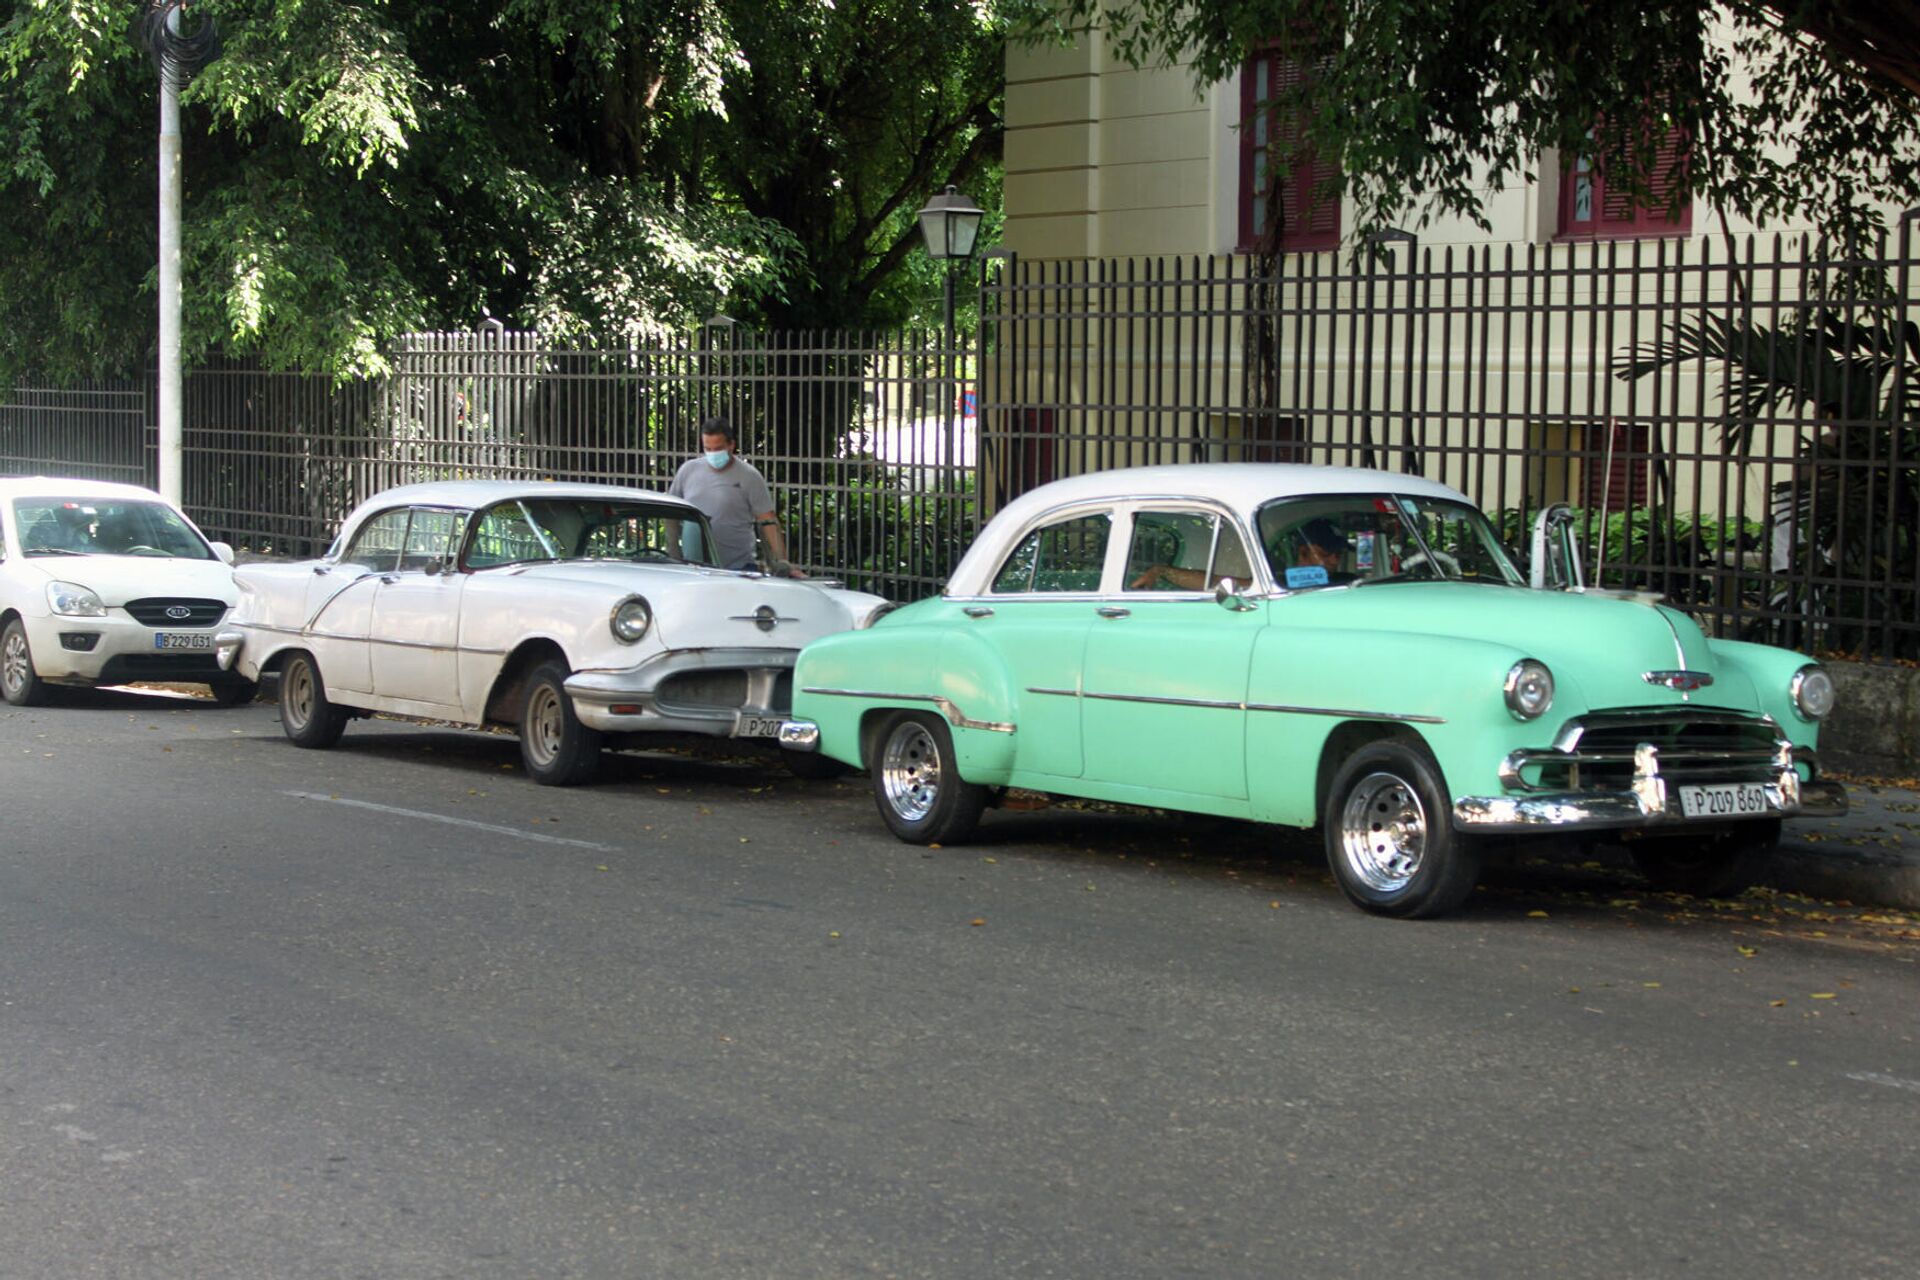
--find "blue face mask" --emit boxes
[704,449,731,469]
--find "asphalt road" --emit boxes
[1,691,1916,1280]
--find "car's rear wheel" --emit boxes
[278,652,350,748]
[0,619,52,707]
[519,661,602,786]
[870,711,986,844]
[1325,741,1482,918]
[209,678,258,708]
[1627,819,1779,898]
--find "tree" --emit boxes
[1040,1,1920,249]
[0,0,1028,383]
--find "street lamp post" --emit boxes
[137,2,219,506]
[915,186,984,475]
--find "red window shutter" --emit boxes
[1561,122,1691,239]
[1239,48,1340,253]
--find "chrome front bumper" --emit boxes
[563,646,798,736]
[1454,739,1849,832]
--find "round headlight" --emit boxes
[610,596,653,643]
[1504,659,1554,721]
[1791,664,1835,721]
[46,580,106,617]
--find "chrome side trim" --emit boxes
[799,686,1016,734]
[1247,702,1446,725]
[230,620,508,657]
[1082,690,1242,711]
[1025,684,1443,724]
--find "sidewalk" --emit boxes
[1768,775,1920,910]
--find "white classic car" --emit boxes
[0,476,250,706]
[217,480,892,784]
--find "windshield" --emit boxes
[12,497,213,560]
[1255,494,1523,591]
[465,497,716,569]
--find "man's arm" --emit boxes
[757,512,805,578]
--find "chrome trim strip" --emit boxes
[1247,702,1446,725]
[1026,684,1441,723]
[1082,690,1242,711]
[236,620,508,656]
[799,687,1015,734]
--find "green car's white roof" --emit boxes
[948,463,1473,596]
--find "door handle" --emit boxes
[1096,606,1131,619]
[379,574,401,585]
[963,605,994,618]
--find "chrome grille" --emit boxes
[124,597,228,628]
[656,669,750,711]
[1513,710,1785,792]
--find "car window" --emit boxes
[400,508,469,571]
[1254,494,1522,591]
[467,502,554,568]
[465,497,715,569]
[340,509,410,573]
[991,512,1111,594]
[1124,511,1255,592]
[10,497,213,560]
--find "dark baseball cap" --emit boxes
[1298,517,1350,554]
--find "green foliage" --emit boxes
[1043,2,1920,248]
[0,0,1026,383]
[793,466,978,598]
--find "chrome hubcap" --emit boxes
[1339,771,1426,892]
[526,684,564,767]
[879,721,942,822]
[2,631,27,693]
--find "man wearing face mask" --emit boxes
[668,416,805,577]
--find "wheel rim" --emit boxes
[879,721,942,823]
[1338,770,1427,892]
[525,683,564,768]
[284,660,315,729]
[2,630,27,695]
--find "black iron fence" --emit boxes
[982,228,1920,660]
[5,226,1918,658]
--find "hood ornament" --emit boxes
[731,604,798,633]
[1644,670,1713,693]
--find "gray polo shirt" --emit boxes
[670,455,775,570]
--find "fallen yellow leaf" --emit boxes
[1810,992,1837,999]
[1527,910,1549,918]
[970,918,986,927]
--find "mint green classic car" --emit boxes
[778,464,1847,918]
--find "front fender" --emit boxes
[1248,627,1585,825]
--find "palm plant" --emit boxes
[1613,302,1920,656]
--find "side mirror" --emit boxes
[209,540,235,565]
[1528,504,1587,591]
[422,556,446,577]
[1215,578,1257,612]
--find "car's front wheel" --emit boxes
[278,652,351,748]
[1627,819,1779,898]
[1324,741,1482,918]
[519,661,602,786]
[870,711,986,844]
[0,618,52,707]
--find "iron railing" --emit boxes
[4,227,1917,658]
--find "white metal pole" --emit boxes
[156,14,183,504]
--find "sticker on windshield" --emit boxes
[1285,565,1330,589]
[1354,531,1376,571]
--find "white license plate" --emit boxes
[153,632,213,651]
[734,715,784,739]
[1678,782,1771,819]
